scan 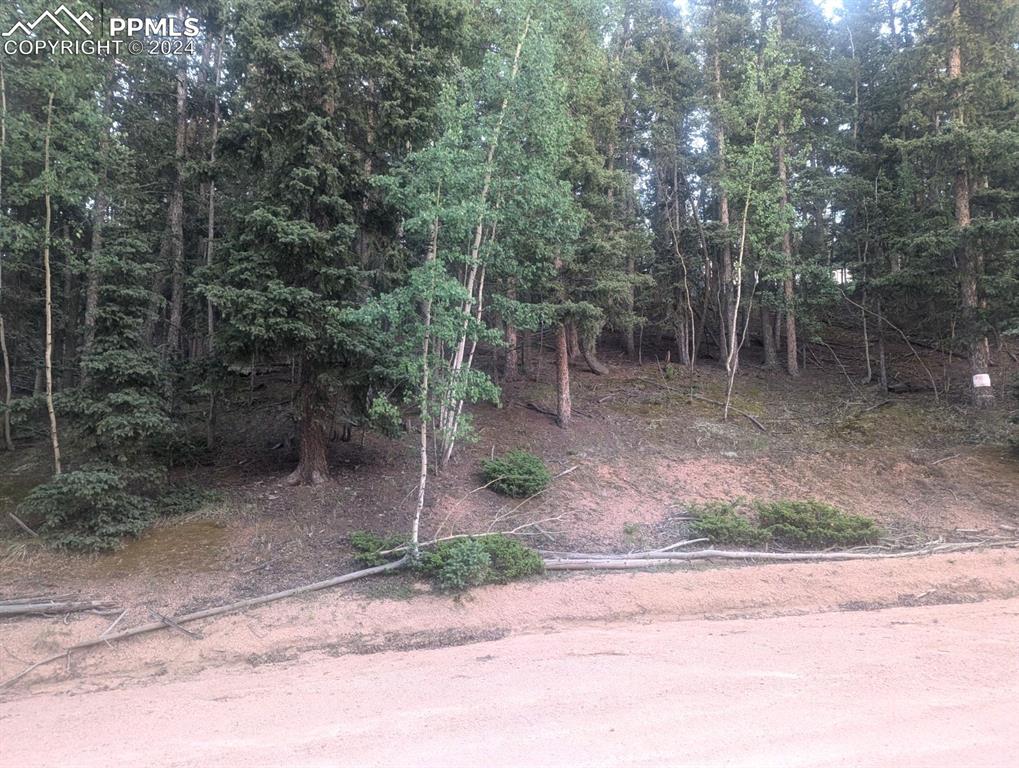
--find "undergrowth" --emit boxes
[690,499,882,549]
[481,450,552,498]
[418,535,544,590]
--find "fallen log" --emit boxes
[543,540,1017,570]
[0,556,408,691]
[0,600,117,617]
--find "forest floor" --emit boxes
[0,334,1017,701]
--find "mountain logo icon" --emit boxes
[3,5,94,37]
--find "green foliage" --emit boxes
[418,535,543,590]
[477,534,545,583]
[481,450,552,498]
[350,531,407,566]
[18,469,155,551]
[690,501,771,547]
[423,538,492,590]
[690,499,882,549]
[756,501,882,548]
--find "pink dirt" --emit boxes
[2,597,1017,767]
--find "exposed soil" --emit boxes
[3,596,1018,767]
[2,548,1017,699]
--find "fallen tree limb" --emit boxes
[0,556,408,691]
[543,540,1017,570]
[0,600,117,617]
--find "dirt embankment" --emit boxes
[2,548,1017,699]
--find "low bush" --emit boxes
[481,450,552,498]
[425,538,492,590]
[690,501,771,547]
[18,468,156,551]
[418,534,544,590]
[755,500,882,548]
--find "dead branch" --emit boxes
[149,608,202,640]
[0,599,117,617]
[0,557,408,690]
[7,513,38,538]
[543,540,1016,570]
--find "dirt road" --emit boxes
[3,597,1017,768]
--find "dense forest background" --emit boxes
[0,0,1016,550]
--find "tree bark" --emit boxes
[42,93,61,476]
[504,279,518,380]
[581,333,609,375]
[555,323,571,428]
[204,33,224,450]
[761,306,777,368]
[567,321,580,362]
[82,65,114,376]
[164,26,188,361]
[778,114,798,376]
[413,209,440,554]
[286,363,330,486]
[713,32,733,367]
[948,0,993,406]
[59,223,76,390]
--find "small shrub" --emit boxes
[756,500,881,548]
[18,469,155,551]
[481,450,552,498]
[690,501,770,547]
[479,534,544,583]
[423,538,491,590]
[419,534,543,590]
[350,530,407,566]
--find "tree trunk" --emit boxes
[777,113,798,377]
[412,210,440,554]
[59,223,76,390]
[555,323,571,429]
[205,33,224,450]
[42,93,61,476]
[0,314,11,451]
[761,306,777,368]
[286,363,330,486]
[784,277,798,376]
[949,0,993,406]
[504,280,518,380]
[164,28,188,360]
[624,253,636,359]
[713,37,733,366]
[581,332,609,375]
[82,66,114,376]
[876,298,888,392]
[0,63,12,450]
[567,322,580,362]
